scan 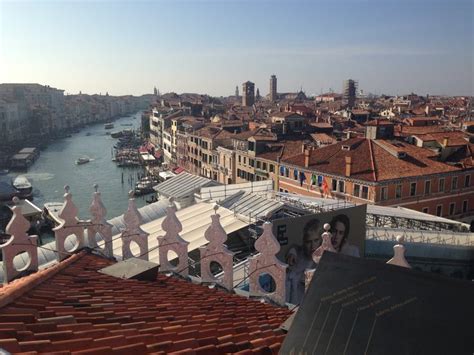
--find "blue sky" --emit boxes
[1,0,472,96]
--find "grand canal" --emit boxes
[1,112,147,219]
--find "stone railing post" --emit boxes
[158,198,189,277]
[305,223,337,291]
[249,221,287,306]
[121,191,149,260]
[387,235,411,268]
[87,184,113,258]
[53,186,86,261]
[0,197,39,283]
[199,204,234,290]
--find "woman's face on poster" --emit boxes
[303,230,322,257]
[332,221,346,250]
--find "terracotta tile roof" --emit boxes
[271,112,304,119]
[256,140,305,162]
[281,138,462,182]
[395,125,448,137]
[0,252,290,354]
[416,131,468,147]
[310,133,335,144]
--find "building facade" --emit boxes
[242,81,255,107]
[269,75,277,102]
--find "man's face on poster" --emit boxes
[332,220,346,250]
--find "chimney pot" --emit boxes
[345,156,352,177]
[304,149,310,168]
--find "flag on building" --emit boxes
[322,177,330,197]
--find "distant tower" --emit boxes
[154,86,158,96]
[343,79,358,108]
[256,88,261,101]
[270,75,277,102]
[242,81,255,107]
[235,85,239,97]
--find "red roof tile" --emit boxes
[0,252,291,354]
[282,137,463,182]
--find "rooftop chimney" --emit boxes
[345,156,352,177]
[304,149,310,168]
[443,136,449,147]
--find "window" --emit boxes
[436,205,442,216]
[353,184,360,197]
[424,180,431,195]
[396,184,402,199]
[338,181,345,193]
[285,168,289,178]
[381,187,388,201]
[269,164,274,173]
[465,175,471,188]
[361,186,369,199]
[463,200,468,213]
[249,159,255,167]
[410,182,417,196]
[449,202,455,215]
[439,178,445,192]
[243,157,247,165]
[256,161,261,169]
[332,179,337,191]
[452,176,458,190]
[238,155,241,163]
[422,207,429,214]
[263,162,267,171]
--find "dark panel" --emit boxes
[281,252,474,355]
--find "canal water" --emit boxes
[2,112,147,219]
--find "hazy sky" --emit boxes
[1,0,473,96]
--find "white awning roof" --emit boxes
[158,171,176,180]
[153,172,218,199]
[110,201,249,263]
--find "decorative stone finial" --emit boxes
[53,186,86,261]
[1,202,39,283]
[387,235,411,268]
[199,213,234,290]
[249,222,287,306]
[87,185,113,258]
[128,190,134,198]
[158,202,189,276]
[312,224,336,264]
[121,193,149,260]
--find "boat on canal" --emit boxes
[134,176,158,196]
[75,157,90,165]
[104,123,114,129]
[12,175,33,199]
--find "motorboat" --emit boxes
[12,175,33,199]
[110,131,123,138]
[75,157,90,165]
[0,169,9,175]
[134,176,158,196]
[104,123,114,129]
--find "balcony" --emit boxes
[255,168,269,178]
